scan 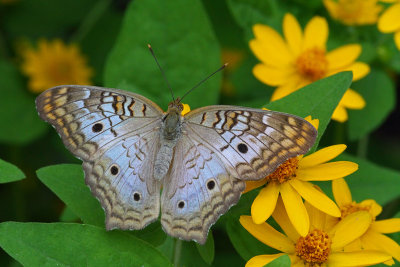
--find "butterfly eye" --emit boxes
[133,192,141,201]
[178,201,185,209]
[92,123,103,132]
[237,143,248,153]
[110,165,119,175]
[207,179,215,190]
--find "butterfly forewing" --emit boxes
[184,106,317,180]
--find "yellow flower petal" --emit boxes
[328,251,392,267]
[359,199,382,217]
[181,103,190,116]
[303,16,328,50]
[332,105,349,122]
[280,182,309,236]
[344,62,370,81]
[371,218,400,233]
[326,44,362,70]
[251,182,280,224]
[378,3,400,33]
[330,211,372,250]
[395,30,400,50]
[252,64,294,86]
[272,196,301,242]
[283,13,303,56]
[299,144,347,168]
[362,229,400,261]
[251,25,292,66]
[304,201,328,231]
[270,74,303,101]
[297,161,358,181]
[332,178,352,208]
[304,115,319,130]
[239,216,295,253]
[245,253,286,267]
[339,89,366,109]
[244,179,267,193]
[290,179,341,217]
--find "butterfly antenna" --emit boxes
[180,63,228,102]
[148,44,175,101]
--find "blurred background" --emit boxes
[0,0,399,266]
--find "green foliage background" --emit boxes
[0,0,399,266]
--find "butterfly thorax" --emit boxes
[154,100,183,181]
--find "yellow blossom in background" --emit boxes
[240,199,392,267]
[332,178,400,264]
[378,0,400,50]
[245,116,359,236]
[20,39,93,93]
[323,0,383,25]
[250,14,369,122]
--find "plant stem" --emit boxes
[173,239,182,267]
[357,134,369,159]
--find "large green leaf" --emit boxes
[36,164,104,227]
[0,222,172,267]
[348,69,395,141]
[266,72,353,151]
[0,159,25,184]
[0,61,47,144]
[104,0,220,109]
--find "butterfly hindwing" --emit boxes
[184,106,317,181]
[161,133,245,244]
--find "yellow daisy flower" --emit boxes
[245,117,358,236]
[323,0,383,26]
[332,178,400,264]
[20,39,93,93]
[378,0,400,50]
[240,199,392,267]
[250,13,369,122]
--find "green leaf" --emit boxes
[348,69,395,141]
[226,217,277,261]
[0,222,172,267]
[317,153,400,205]
[0,159,25,184]
[36,164,105,227]
[266,72,353,151]
[196,231,215,264]
[0,61,47,144]
[59,206,79,223]
[104,0,220,109]
[266,254,290,267]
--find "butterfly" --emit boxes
[36,85,317,244]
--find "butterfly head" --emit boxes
[163,97,183,140]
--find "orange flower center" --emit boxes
[340,202,373,220]
[296,47,328,81]
[266,157,299,183]
[295,229,331,265]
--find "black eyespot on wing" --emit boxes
[237,143,248,153]
[207,180,215,190]
[110,165,119,175]
[92,123,103,132]
[178,201,185,209]
[133,192,141,201]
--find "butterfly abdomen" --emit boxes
[154,140,176,181]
